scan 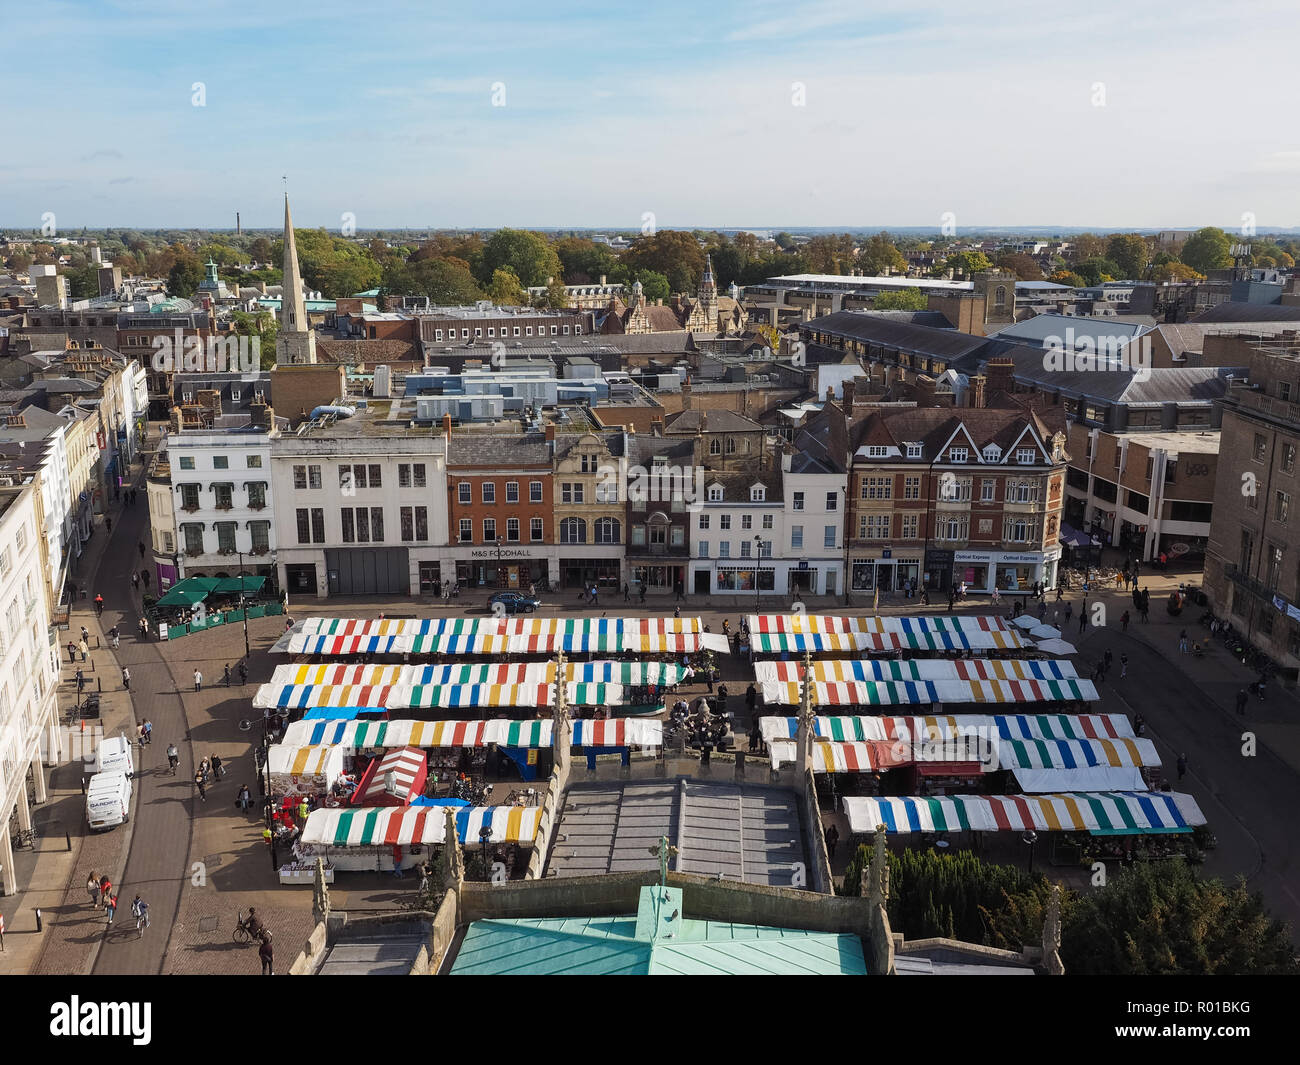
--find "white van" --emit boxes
[88,735,135,777]
[86,771,132,830]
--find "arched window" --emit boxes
[709,438,722,455]
[725,436,737,454]
[594,517,621,544]
[994,285,1007,307]
[560,517,587,544]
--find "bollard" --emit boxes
[35,908,42,933]
[81,776,86,795]
[65,830,71,851]
[96,677,101,692]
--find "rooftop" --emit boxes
[1111,429,1220,455]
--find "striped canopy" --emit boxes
[302,804,542,847]
[746,614,1015,635]
[756,658,1081,684]
[278,716,657,751]
[843,791,1205,834]
[769,739,918,773]
[994,737,1160,770]
[287,634,406,656]
[995,714,1133,741]
[570,718,661,748]
[393,682,620,710]
[354,747,427,806]
[267,745,343,777]
[253,683,397,710]
[267,664,405,687]
[749,630,1028,655]
[759,713,1131,745]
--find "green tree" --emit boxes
[1073,256,1120,286]
[995,252,1044,281]
[1105,233,1150,279]
[543,276,569,310]
[1063,861,1297,975]
[1180,227,1233,274]
[6,250,32,272]
[871,288,928,311]
[934,250,992,278]
[167,246,204,297]
[64,264,101,299]
[231,310,279,370]
[554,237,622,284]
[385,258,483,305]
[479,229,562,288]
[629,269,670,304]
[622,231,706,294]
[1069,232,1107,259]
[248,236,274,264]
[858,231,907,276]
[486,267,527,306]
[773,231,797,251]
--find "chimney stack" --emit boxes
[681,376,692,411]
[843,377,856,411]
[544,423,556,441]
[971,373,987,409]
[442,412,452,441]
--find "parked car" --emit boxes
[488,591,542,614]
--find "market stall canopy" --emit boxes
[756,674,1098,706]
[302,804,542,847]
[755,658,1083,685]
[749,629,1028,655]
[352,746,427,807]
[267,664,405,688]
[392,681,621,711]
[212,575,266,596]
[1012,767,1147,792]
[1029,625,1062,639]
[267,745,345,779]
[570,718,661,748]
[760,712,1134,744]
[1059,523,1098,550]
[699,633,732,653]
[768,738,980,773]
[843,791,1205,835]
[995,713,1134,741]
[287,634,406,656]
[254,682,397,710]
[1012,615,1041,631]
[282,718,554,751]
[1034,638,1078,656]
[995,737,1160,771]
[746,614,1016,635]
[155,577,221,608]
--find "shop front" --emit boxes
[559,551,622,591]
[952,549,1059,594]
[849,550,921,596]
[457,555,549,591]
[629,559,687,596]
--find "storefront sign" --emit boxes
[469,548,533,559]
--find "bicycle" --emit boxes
[233,910,263,945]
[13,827,36,848]
[135,910,150,937]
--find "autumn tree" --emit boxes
[1180,227,1233,274]
[486,267,527,306]
[622,231,705,294]
[858,232,907,276]
[1105,233,1150,279]
[995,252,1043,281]
[871,288,928,311]
[1152,262,1205,283]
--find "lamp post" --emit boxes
[478,825,492,880]
[1021,829,1038,874]
[495,537,504,589]
[754,535,763,612]
[236,547,251,661]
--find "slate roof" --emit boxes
[663,408,764,435]
[553,430,626,459]
[446,433,552,466]
[987,313,1151,347]
[803,311,992,362]
[1191,302,1300,324]
[852,406,1063,461]
[1009,346,1240,404]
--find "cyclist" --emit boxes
[132,895,149,936]
[166,743,179,774]
[244,908,265,939]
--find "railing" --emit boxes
[1223,562,1274,600]
[164,600,283,640]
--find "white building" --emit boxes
[782,449,848,598]
[269,407,450,597]
[689,470,786,596]
[0,480,61,895]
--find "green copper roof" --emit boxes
[450,887,868,976]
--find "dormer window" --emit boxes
[1016,448,1036,464]
[750,486,766,502]
[905,443,923,459]
[867,445,888,458]
[982,445,1001,462]
[950,447,968,462]
[708,485,723,502]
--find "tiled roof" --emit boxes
[446,433,552,466]
[663,408,764,434]
[1191,302,1300,324]
[802,311,991,362]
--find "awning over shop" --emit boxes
[746,614,1016,635]
[302,804,542,847]
[155,577,221,608]
[1059,523,1097,550]
[281,717,561,751]
[212,575,266,596]
[843,791,1205,834]
[570,718,662,748]
[352,747,427,807]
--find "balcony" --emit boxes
[1223,562,1274,600]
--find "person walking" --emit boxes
[138,617,148,640]
[1078,612,1086,635]
[639,583,647,605]
[1104,648,1113,673]
[224,663,232,687]
[824,824,839,859]
[67,640,77,664]
[142,719,152,745]
[104,892,118,927]
[167,743,179,774]
[589,583,598,607]
[109,625,120,650]
[194,770,207,802]
[211,753,225,780]
[78,639,89,662]
[138,541,145,560]
[1176,752,1188,781]
[237,784,252,811]
[193,668,203,692]
[94,593,104,616]
[1121,610,1130,632]
[297,796,309,825]
[76,669,85,694]
[1119,653,1128,679]
[87,872,100,908]
[121,667,131,691]
[238,660,248,685]
[1236,688,1249,716]
[622,583,630,603]
[259,933,274,975]
[1178,629,1188,653]
[131,895,149,937]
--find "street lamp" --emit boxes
[479,825,492,880]
[495,537,504,589]
[754,535,763,612]
[236,547,251,661]
[1021,830,1038,874]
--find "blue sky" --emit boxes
[8,0,1300,229]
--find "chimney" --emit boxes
[781,445,794,473]
[826,387,834,402]
[544,423,556,441]
[843,377,856,411]
[671,295,682,311]
[651,416,664,437]
[985,355,1014,396]
[971,373,987,409]
[169,406,183,434]
[599,274,607,286]
[442,412,452,441]
[681,376,692,411]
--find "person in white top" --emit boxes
[194,669,203,692]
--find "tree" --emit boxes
[486,267,527,306]
[6,250,32,272]
[167,246,204,297]
[858,231,907,276]
[1069,233,1107,260]
[248,236,274,264]
[554,237,622,285]
[804,233,857,274]
[995,252,1044,281]
[1181,227,1232,274]
[622,231,705,295]
[231,310,279,370]
[1152,261,1205,283]
[543,277,569,310]
[934,250,991,278]
[1102,234,1148,280]
[1049,270,1087,287]
[479,229,562,288]
[64,264,101,299]
[1073,256,1120,286]
[1063,861,1298,975]
[385,259,483,305]
[773,231,797,251]
[871,288,928,311]
[629,269,670,304]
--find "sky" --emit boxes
[7,0,1300,230]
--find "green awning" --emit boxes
[155,577,222,607]
[212,575,266,596]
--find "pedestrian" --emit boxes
[1093,660,1105,683]
[673,606,681,619]
[1038,599,1047,620]
[1178,629,1188,653]
[67,641,77,663]
[199,758,210,785]
[78,639,89,662]
[1055,585,1064,602]
[237,784,252,811]
[824,824,839,858]
[194,668,202,692]
[143,719,152,745]
[1236,688,1248,715]
[195,770,206,801]
[100,873,112,902]
[138,541,145,559]
[1133,713,1145,737]
[297,796,309,825]
[238,661,248,685]
[131,895,149,936]
[224,663,231,687]
[1078,613,1086,635]
[1119,653,1128,679]
[639,583,647,605]
[87,872,100,907]
[76,668,85,693]
[80,625,88,642]
[392,845,404,879]
[121,667,130,691]
[104,892,117,926]
[1104,648,1113,672]
[1176,752,1187,781]
[706,670,714,694]
[1064,602,1072,622]
[1121,610,1130,632]
[211,753,225,780]
[109,625,120,650]
[105,516,112,534]
[94,593,104,616]
[623,583,630,603]
[259,933,274,975]
[589,584,598,606]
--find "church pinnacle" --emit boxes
[275,193,317,365]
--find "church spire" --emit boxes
[275,193,317,365]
